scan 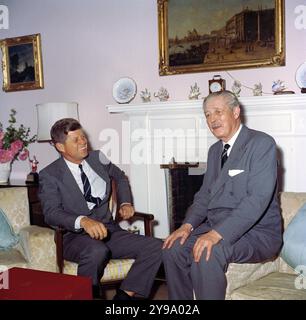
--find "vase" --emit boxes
[0,161,11,183]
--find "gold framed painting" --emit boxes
[0,33,44,92]
[158,0,285,76]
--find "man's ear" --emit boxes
[55,142,65,153]
[233,106,240,119]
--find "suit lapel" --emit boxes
[209,126,250,199]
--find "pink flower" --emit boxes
[18,148,29,161]
[0,130,4,141]
[0,149,14,163]
[10,140,23,155]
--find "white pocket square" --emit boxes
[228,169,244,177]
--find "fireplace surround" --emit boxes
[107,95,306,238]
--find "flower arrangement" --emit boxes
[0,109,36,163]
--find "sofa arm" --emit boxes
[18,225,57,273]
[225,259,280,299]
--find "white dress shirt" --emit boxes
[64,158,106,229]
[223,124,242,157]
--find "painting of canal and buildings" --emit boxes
[158,0,285,75]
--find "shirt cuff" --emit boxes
[75,215,85,230]
[120,202,132,207]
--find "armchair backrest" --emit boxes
[0,187,30,233]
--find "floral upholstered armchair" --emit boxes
[0,187,56,272]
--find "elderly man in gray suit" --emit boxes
[162,90,282,300]
[39,118,162,300]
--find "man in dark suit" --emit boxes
[162,90,282,299]
[39,118,162,299]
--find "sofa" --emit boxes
[225,192,306,300]
[1,187,306,299]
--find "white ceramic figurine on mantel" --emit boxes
[140,88,151,103]
[154,87,170,101]
[188,82,201,100]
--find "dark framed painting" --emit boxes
[0,33,44,92]
[158,0,285,76]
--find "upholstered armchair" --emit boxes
[0,187,57,272]
[225,192,306,300]
[54,180,155,286]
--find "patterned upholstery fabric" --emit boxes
[231,272,306,300]
[63,258,135,282]
[226,192,306,300]
[0,249,28,269]
[19,225,57,272]
[0,188,29,233]
[0,187,55,272]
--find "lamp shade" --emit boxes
[36,102,79,141]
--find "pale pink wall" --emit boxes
[0,0,305,179]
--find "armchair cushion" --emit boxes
[231,272,306,300]
[0,207,20,251]
[63,258,135,282]
[281,202,306,270]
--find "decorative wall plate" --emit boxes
[295,62,306,89]
[112,77,137,104]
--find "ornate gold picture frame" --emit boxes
[158,0,285,76]
[0,33,44,92]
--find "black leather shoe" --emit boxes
[112,289,134,300]
[92,285,102,299]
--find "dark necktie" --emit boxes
[221,144,230,168]
[79,164,102,207]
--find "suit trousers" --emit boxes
[63,228,163,298]
[162,226,275,300]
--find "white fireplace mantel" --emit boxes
[107,95,306,113]
[107,95,306,238]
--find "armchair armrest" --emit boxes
[55,211,155,274]
[19,225,57,272]
[129,211,154,237]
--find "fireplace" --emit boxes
[107,95,306,238]
[161,161,205,232]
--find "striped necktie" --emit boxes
[221,144,230,168]
[79,164,102,207]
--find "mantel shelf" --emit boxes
[107,94,306,114]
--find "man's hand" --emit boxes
[80,217,108,240]
[193,229,222,262]
[163,223,193,249]
[119,204,135,220]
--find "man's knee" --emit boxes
[192,244,228,270]
[162,239,186,262]
[80,243,110,265]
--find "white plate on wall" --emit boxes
[112,77,137,104]
[295,62,306,88]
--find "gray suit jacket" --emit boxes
[38,150,132,233]
[184,125,282,255]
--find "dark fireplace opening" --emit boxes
[161,161,206,233]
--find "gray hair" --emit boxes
[203,90,240,111]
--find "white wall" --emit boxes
[0,0,305,181]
